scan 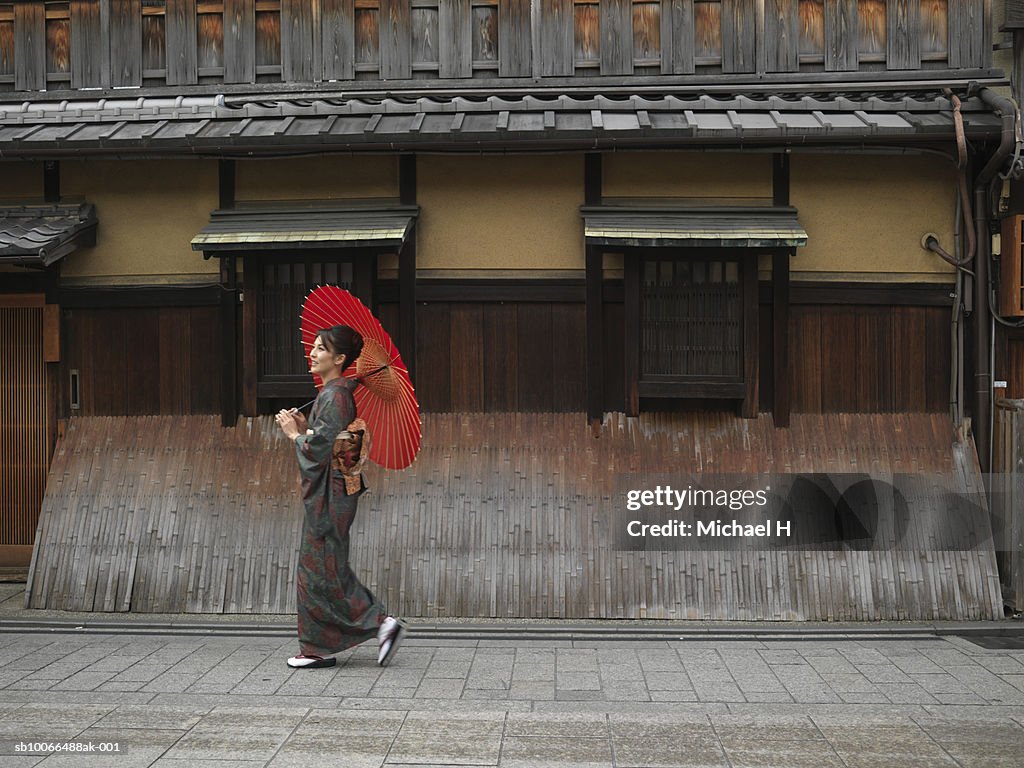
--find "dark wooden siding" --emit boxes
[784,304,950,414]
[415,300,587,412]
[1,0,988,92]
[65,306,221,416]
[403,283,950,415]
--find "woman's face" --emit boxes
[309,336,344,378]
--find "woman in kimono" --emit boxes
[275,324,406,669]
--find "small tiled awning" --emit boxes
[0,202,97,267]
[191,205,419,253]
[582,206,807,248]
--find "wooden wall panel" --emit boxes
[166,0,198,84]
[472,5,498,62]
[693,0,721,60]
[380,0,413,78]
[661,0,694,73]
[600,0,632,74]
[892,306,927,411]
[282,0,315,81]
[799,0,824,55]
[439,0,472,77]
[498,0,531,75]
[66,307,220,417]
[483,303,518,410]
[575,2,599,62]
[819,307,858,411]
[110,0,142,86]
[517,303,554,411]
[450,304,484,410]
[551,303,586,410]
[722,0,755,72]
[887,0,919,68]
[413,6,440,67]
[765,0,799,71]
[14,1,45,90]
[824,0,857,70]
[538,0,573,75]
[858,0,885,56]
[949,0,985,68]
[416,303,452,411]
[225,0,256,83]
[322,0,355,80]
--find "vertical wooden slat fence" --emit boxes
[27,411,1002,620]
[0,306,52,555]
[994,399,1024,611]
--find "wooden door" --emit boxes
[0,296,58,568]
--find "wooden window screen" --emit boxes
[197,0,224,73]
[641,257,742,381]
[46,2,70,81]
[255,0,280,71]
[258,259,354,384]
[142,0,167,75]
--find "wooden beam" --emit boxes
[166,0,198,85]
[71,0,106,88]
[773,250,791,426]
[661,0,695,74]
[600,0,632,76]
[110,0,143,87]
[824,0,857,71]
[741,255,759,418]
[624,252,640,416]
[322,0,355,80]
[219,159,236,209]
[43,161,60,203]
[220,254,238,427]
[499,0,531,76]
[225,0,256,84]
[439,0,472,78]
[886,0,920,70]
[14,1,45,91]
[282,0,316,82]
[773,153,791,427]
[380,0,412,79]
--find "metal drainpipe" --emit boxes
[971,86,1018,472]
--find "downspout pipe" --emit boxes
[971,86,1017,472]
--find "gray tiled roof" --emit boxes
[582,205,807,248]
[191,205,419,252]
[0,90,1004,155]
[0,202,97,266]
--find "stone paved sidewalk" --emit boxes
[2,626,1024,767]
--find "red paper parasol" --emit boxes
[300,285,421,470]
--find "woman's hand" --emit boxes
[292,410,309,433]
[275,409,302,441]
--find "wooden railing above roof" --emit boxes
[0,0,995,94]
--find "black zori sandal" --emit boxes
[287,654,337,669]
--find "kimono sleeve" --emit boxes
[295,386,352,471]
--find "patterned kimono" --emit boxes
[294,377,386,655]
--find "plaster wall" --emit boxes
[59,159,218,282]
[603,151,772,199]
[235,155,399,201]
[416,154,584,272]
[791,154,957,280]
[0,161,43,200]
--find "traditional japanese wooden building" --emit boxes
[2,0,1022,619]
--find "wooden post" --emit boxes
[241,264,258,416]
[43,161,60,203]
[584,154,603,424]
[624,253,640,417]
[741,255,759,418]
[773,250,791,426]
[219,159,236,210]
[220,254,238,427]
[773,153,792,427]
[399,155,417,381]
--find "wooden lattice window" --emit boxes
[641,258,742,381]
[625,251,758,413]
